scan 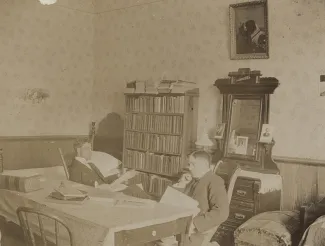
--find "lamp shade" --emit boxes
[39,0,57,5]
[195,131,214,148]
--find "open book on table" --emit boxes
[49,182,89,202]
[75,151,121,183]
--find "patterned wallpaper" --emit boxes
[1,0,325,159]
[0,0,94,136]
[94,0,325,160]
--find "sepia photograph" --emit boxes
[259,124,274,143]
[0,0,324,246]
[235,136,249,155]
[229,0,269,59]
[214,123,226,139]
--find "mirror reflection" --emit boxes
[227,99,261,157]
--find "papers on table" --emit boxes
[160,186,199,211]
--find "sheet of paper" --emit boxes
[160,186,199,210]
[110,170,138,186]
[160,187,199,237]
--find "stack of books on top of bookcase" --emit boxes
[123,80,199,198]
[124,80,197,94]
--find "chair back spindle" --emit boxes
[17,207,73,246]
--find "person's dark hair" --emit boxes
[73,137,90,151]
[188,150,212,166]
[245,20,256,34]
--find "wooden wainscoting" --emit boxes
[0,136,86,170]
[0,135,123,171]
[275,156,325,210]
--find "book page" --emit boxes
[87,151,121,178]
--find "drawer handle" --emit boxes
[236,190,247,196]
[234,213,246,220]
[152,230,157,237]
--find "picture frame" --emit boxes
[229,0,269,60]
[319,75,325,97]
[259,124,274,143]
[235,136,249,155]
[214,123,226,139]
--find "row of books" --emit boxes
[124,150,181,176]
[128,172,151,192]
[125,114,183,134]
[124,131,182,154]
[150,175,173,197]
[127,171,173,197]
[126,96,185,114]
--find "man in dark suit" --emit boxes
[183,150,229,246]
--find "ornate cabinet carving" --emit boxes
[211,69,283,245]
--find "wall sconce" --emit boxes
[24,88,50,104]
[39,0,57,5]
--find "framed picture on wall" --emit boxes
[229,0,269,60]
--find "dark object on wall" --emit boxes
[93,113,124,161]
[229,1,269,60]
[320,75,325,82]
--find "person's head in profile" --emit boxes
[187,150,211,179]
[73,139,92,161]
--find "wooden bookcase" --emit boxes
[123,89,199,198]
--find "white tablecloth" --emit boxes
[0,166,195,246]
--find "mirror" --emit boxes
[226,99,261,158]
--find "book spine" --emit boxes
[0,175,42,193]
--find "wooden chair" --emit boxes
[16,207,73,246]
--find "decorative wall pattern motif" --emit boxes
[94,0,325,160]
[0,0,94,136]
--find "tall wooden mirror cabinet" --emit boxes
[211,69,282,245]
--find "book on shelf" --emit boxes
[125,114,183,134]
[123,82,198,199]
[125,95,185,113]
[124,149,181,176]
[124,132,182,154]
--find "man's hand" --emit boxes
[188,221,198,235]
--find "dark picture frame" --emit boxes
[229,0,269,60]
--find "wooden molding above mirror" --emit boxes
[214,69,279,173]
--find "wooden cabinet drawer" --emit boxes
[232,185,255,200]
[230,199,255,210]
[228,207,255,225]
[115,217,190,246]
